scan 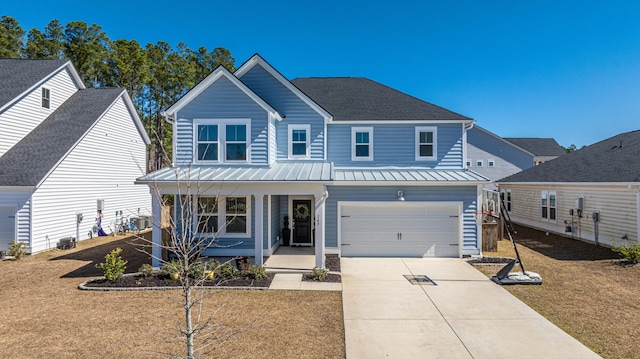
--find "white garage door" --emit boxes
[0,207,16,252]
[340,203,460,257]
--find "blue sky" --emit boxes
[4,1,640,147]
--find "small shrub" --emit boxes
[188,261,206,279]
[310,267,329,281]
[8,240,27,259]
[163,259,182,280]
[613,242,640,264]
[138,263,155,277]
[246,264,267,280]
[96,248,127,282]
[208,259,221,271]
[218,261,239,278]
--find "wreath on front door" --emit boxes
[294,203,310,220]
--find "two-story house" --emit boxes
[0,59,151,253]
[138,54,488,268]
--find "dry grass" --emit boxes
[0,233,344,358]
[476,225,640,359]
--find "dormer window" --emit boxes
[42,88,50,109]
[288,124,310,159]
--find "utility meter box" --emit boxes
[97,199,104,211]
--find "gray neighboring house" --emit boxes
[498,130,640,246]
[466,126,534,187]
[0,59,151,253]
[503,137,566,165]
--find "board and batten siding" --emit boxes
[0,190,32,250]
[174,76,270,165]
[502,183,639,245]
[30,95,150,253]
[0,67,79,158]
[327,123,464,168]
[325,185,480,255]
[239,64,326,160]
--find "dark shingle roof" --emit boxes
[499,130,640,183]
[291,77,470,121]
[0,59,70,108]
[0,88,124,186]
[503,138,566,156]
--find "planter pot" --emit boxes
[282,228,291,246]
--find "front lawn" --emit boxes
[0,233,344,358]
[475,225,639,359]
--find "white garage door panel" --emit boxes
[341,204,459,257]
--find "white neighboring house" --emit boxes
[0,59,151,253]
[498,130,640,246]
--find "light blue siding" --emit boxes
[325,185,479,250]
[239,65,325,159]
[175,76,270,165]
[270,195,282,247]
[327,123,463,168]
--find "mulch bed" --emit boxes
[84,272,275,289]
[301,254,342,283]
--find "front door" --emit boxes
[292,200,312,246]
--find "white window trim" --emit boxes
[476,160,484,167]
[415,126,437,161]
[351,126,373,161]
[288,124,311,159]
[41,87,51,109]
[541,190,557,222]
[195,195,251,238]
[466,160,472,168]
[488,159,495,167]
[193,119,251,164]
[541,190,548,219]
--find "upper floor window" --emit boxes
[352,127,373,161]
[41,88,50,109]
[415,126,437,161]
[476,160,483,167]
[197,125,219,161]
[466,160,471,167]
[226,124,247,161]
[195,120,250,163]
[488,160,495,167]
[288,124,310,159]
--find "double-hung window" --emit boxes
[541,190,557,220]
[501,189,512,212]
[288,124,310,159]
[197,124,219,161]
[352,127,373,161]
[226,124,247,161]
[415,126,437,161]
[195,120,249,163]
[197,197,218,234]
[42,88,50,109]
[225,197,248,234]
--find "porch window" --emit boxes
[226,124,247,161]
[225,197,248,234]
[288,124,310,158]
[352,127,373,161]
[196,197,218,233]
[42,87,50,109]
[197,125,218,161]
[415,126,437,161]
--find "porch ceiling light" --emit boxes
[397,190,405,201]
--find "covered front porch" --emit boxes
[137,162,333,269]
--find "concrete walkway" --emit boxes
[342,258,601,359]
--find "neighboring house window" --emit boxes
[488,160,495,167]
[352,127,373,161]
[415,126,437,161]
[197,124,219,161]
[225,197,248,234]
[541,190,556,220]
[476,160,483,167]
[195,196,250,237]
[506,189,512,212]
[226,124,247,161]
[194,120,250,163]
[466,160,471,167]
[42,88,50,109]
[197,197,218,233]
[288,124,310,159]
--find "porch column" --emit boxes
[254,193,265,265]
[314,192,327,269]
[151,188,162,268]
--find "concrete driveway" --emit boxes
[341,258,601,359]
